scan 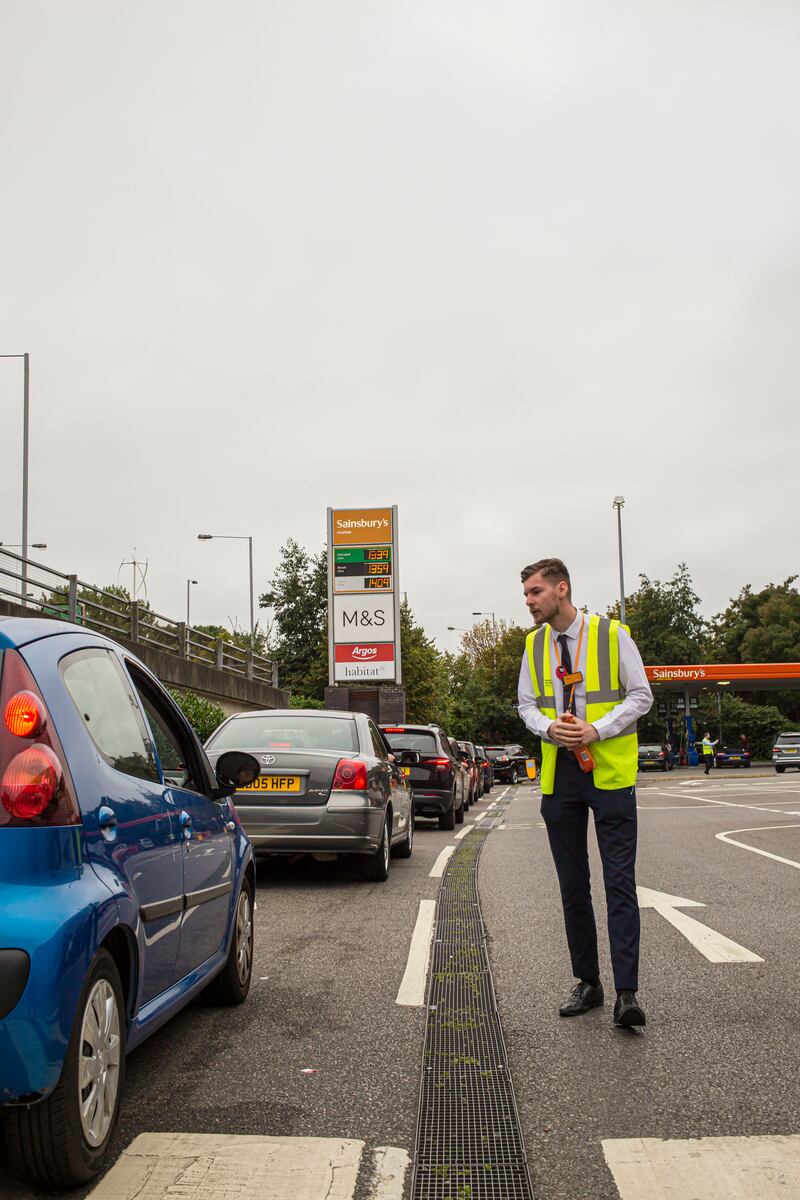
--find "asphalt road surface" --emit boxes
[4,771,800,1199]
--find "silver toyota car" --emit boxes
[204,709,414,880]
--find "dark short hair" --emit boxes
[520,557,571,595]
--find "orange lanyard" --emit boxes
[552,616,585,713]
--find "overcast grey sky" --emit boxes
[2,0,798,655]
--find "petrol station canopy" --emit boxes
[645,664,800,692]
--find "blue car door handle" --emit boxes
[98,806,117,842]
[179,810,192,839]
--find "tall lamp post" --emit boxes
[472,610,497,673]
[1,353,30,602]
[612,496,626,625]
[197,534,255,650]
[186,578,198,627]
[196,532,253,648]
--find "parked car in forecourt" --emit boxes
[380,723,466,828]
[637,742,675,772]
[773,731,800,773]
[206,709,413,877]
[0,618,260,1189]
[715,743,751,769]
[474,743,494,792]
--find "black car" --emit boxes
[486,743,529,783]
[475,743,494,792]
[381,724,465,829]
[638,743,674,772]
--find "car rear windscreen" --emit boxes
[639,745,663,752]
[209,714,358,753]
[778,734,800,744]
[383,729,439,753]
[485,747,507,758]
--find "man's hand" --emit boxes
[548,718,600,748]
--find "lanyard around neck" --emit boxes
[552,615,585,712]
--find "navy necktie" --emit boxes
[557,634,575,714]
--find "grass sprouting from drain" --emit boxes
[412,811,534,1199]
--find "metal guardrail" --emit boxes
[0,548,279,687]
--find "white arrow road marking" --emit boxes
[637,887,763,962]
[716,824,800,871]
[396,899,436,1006]
[429,845,456,877]
[602,1134,800,1199]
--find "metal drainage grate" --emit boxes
[412,800,535,1200]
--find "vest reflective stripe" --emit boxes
[525,615,639,794]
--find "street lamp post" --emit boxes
[1,353,30,602]
[472,611,497,673]
[612,496,626,625]
[186,578,198,627]
[197,534,255,650]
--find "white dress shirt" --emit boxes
[517,611,653,743]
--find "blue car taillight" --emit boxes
[0,650,80,827]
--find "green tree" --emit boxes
[609,564,707,664]
[694,693,786,761]
[710,578,800,663]
[400,601,451,724]
[169,690,226,741]
[260,539,328,700]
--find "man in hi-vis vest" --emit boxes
[518,558,653,1028]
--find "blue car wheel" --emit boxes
[5,947,126,1188]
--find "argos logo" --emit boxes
[335,643,394,664]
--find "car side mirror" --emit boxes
[213,751,261,798]
[397,750,421,765]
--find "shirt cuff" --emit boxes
[591,717,612,741]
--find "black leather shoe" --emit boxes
[613,991,646,1028]
[559,981,604,1017]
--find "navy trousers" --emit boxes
[541,750,640,992]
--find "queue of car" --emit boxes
[0,614,533,1191]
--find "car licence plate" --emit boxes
[785,748,797,754]
[728,756,740,761]
[240,775,301,792]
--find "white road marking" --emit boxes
[602,1134,800,1199]
[716,824,800,871]
[638,886,763,963]
[455,823,474,840]
[371,1146,411,1200]
[87,1133,364,1199]
[429,845,456,877]
[652,790,793,816]
[395,899,436,1006]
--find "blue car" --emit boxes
[0,618,260,1188]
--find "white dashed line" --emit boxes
[86,1133,364,1199]
[371,1146,411,1200]
[603,1133,800,1199]
[429,845,456,877]
[395,899,436,1006]
[455,823,474,840]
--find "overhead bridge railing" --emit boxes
[0,547,279,687]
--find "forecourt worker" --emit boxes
[517,558,654,1028]
[701,731,718,775]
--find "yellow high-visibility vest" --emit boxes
[525,615,639,795]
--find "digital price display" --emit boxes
[365,576,391,590]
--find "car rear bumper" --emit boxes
[773,755,800,767]
[240,802,387,854]
[411,788,452,816]
[0,830,119,1104]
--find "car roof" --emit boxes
[0,616,110,650]
[225,708,356,720]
